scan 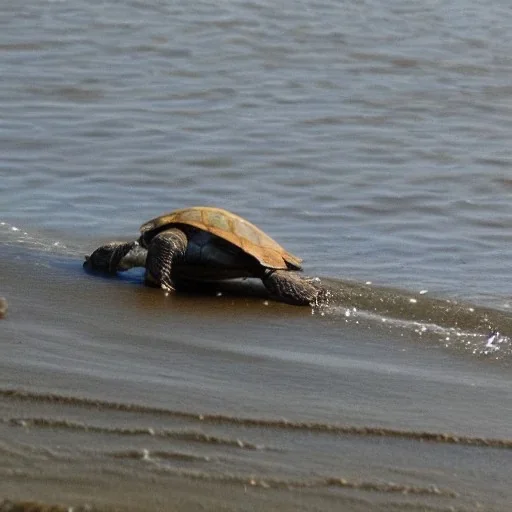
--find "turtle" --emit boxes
[84,206,324,305]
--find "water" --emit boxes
[1,0,512,510]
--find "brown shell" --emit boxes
[139,207,303,270]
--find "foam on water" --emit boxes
[1,220,63,250]
[324,303,512,359]
[0,220,81,258]
[307,275,512,361]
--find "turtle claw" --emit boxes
[160,281,175,293]
[310,286,331,308]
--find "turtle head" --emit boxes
[83,242,119,273]
[84,241,147,274]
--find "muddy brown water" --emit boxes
[1,245,512,511]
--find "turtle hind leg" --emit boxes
[262,270,324,306]
[145,228,188,291]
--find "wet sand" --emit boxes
[1,245,512,511]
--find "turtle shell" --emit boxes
[139,207,302,270]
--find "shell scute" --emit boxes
[205,209,231,232]
[235,218,262,245]
[179,208,203,223]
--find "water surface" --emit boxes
[1,0,512,510]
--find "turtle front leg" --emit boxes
[145,228,188,291]
[84,240,146,274]
[262,270,325,306]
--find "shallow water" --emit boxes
[2,246,512,511]
[1,0,512,510]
